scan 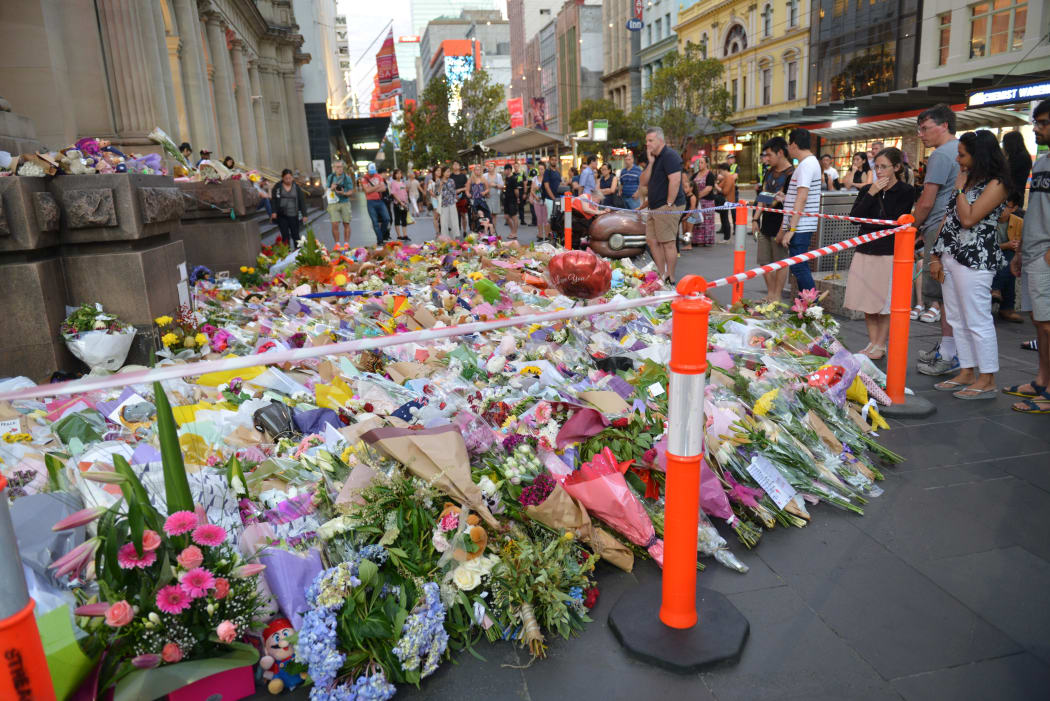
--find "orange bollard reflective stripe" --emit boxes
[732,200,748,304]
[564,194,572,250]
[885,225,917,404]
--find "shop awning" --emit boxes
[329,116,392,161]
[809,106,1027,140]
[479,127,567,154]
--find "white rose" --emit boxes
[452,564,482,591]
[486,355,507,373]
[432,530,451,553]
[317,516,348,540]
[806,305,824,319]
[478,476,498,497]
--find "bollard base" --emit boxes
[880,394,937,419]
[608,586,749,673]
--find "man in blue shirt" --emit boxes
[542,161,562,217]
[578,155,598,198]
[619,151,643,209]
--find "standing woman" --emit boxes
[531,165,550,241]
[1002,131,1032,200]
[843,148,916,359]
[428,167,441,235]
[928,130,1010,399]
[389,169,410,241]
[680,178,699,251]
[692,156,716,246]
[270,169,307,245]
[407,170,421,217]
[438,167,460,239]
[597,163,619,207]
[844,152,873,190]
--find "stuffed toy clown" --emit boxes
[259,618,306,694]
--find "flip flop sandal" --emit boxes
[1012,393,1050,414]
[953,387,999,400]
[934,380,968,391]
[909,305,924,320]
[919,307,941,323]
[1004,382,1046,398]
[1021,339,1038,351]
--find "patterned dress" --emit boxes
[692,171,716,246]
[932,179,1006,271]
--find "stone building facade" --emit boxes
[0,0,313,176]
[601,0,642,112]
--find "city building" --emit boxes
[602,0,642,112]
[410,0,502,37]
[396,35,422,84]
[640,0,680,96]
[555,1,604,133]
[0,0,313,176]
[508,0,562,101]
[676,0,810,180]
[418,10,507,92]
[538,22,558,131]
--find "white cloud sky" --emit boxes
[339,0,413,113]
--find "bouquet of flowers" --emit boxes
[61,303,136,372]
[155,306,218,356]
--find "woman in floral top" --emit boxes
[439,166,460,238]
[929,130,1010,400]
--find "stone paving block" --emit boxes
[990,451,1050,494]
[915,546,1050,664]
[780,555,1020,679]
[702,586,897,700]
[891,653,1050,701]
[878,419,1050,471]
[398,639,528,701]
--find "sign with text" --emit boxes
[507,97,525,128]
[969,81,1050,107]
[628,0,644,30]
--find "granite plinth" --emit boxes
[173,217,262,275]
[178,180,262,219]
[0,257,72,380]
[0,176,59,251]
[49,173,183,243]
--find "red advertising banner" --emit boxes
[375,29,402,102]
[633,0,644,20]
[507,97,525,128]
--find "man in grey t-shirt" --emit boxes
[913,104,961,375]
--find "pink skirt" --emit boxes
[845,252,893,315]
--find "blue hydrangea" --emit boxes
[348,671,397,700]
[356,544,389,565]
[568,586,584,602]
[298,606,344,691]
[392,582,448,678]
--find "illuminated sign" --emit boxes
[353,142,381,150]
[969,81,1050,107]
[445,55,475,125]
[398,36,420,43]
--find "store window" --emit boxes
[788,0,799,27]
[763,4,773,37]
[762,67,772,105]
[938,13,952,65]
[787,61,798,101]
[970,0,1027,58]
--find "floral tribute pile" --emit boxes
[1,234,901,699]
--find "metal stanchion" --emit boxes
[563,193,572,250]
[732,201,748,304]
[882,220,936,418]
[0,475,57,700]
[608,275,749,672]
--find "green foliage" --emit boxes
[294,229,327,267]
[568,99,645,158]
[638,43,732,152]
[153,382,194,514]
[453,69,509,150]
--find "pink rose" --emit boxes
[213,577,230,600]
[216,620,237,644]
[161,642,183,663]
[104,600,134,628]
[177,545,204,570]
[141,529,161,552]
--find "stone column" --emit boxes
[292,61,313,174]
[248,59,272,170]
[204,13,243,159]
[171,0,216,151]
[261,63,290,169]
[230,40,259,168]
[166,35,191,144]
[147,0,178,136]
[96,0,161,137]
[282,69,307,174]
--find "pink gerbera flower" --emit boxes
[164,511,198,536]
[179,567,216,599]
[191,524,227,547]
[156,584,192,615]
[117,543,157,569]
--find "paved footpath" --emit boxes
[257,197,1050,701]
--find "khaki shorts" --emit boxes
[757,234,788,266]
[646,205,682,244]
[1020,253,1050,322]
[327,201,352,223]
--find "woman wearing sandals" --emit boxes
[928,131,1010,400]
[844,148,916,360]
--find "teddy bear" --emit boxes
[258,618,306,694]
[59,149,94,175]
[440,503,488,561]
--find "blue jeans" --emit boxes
[625,197,640,210]
[366,199,391,243]
[788,231,815,291]
[992,249,1016,310]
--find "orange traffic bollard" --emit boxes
[563,194,573,250]
[732,200,748,304]
[882,216,935,419]
[660,275,711,629]
[0,475,57,701]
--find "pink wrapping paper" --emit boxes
[653,437,735,521]
[562,448,664,566]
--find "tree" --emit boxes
[568,99,645,159]
[399,75,459,166]
[454,69,509,151]
[638,43,732,153]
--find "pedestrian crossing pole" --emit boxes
[732,201,748,304]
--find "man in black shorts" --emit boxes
[502,163,520,239]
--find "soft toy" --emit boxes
[259,618,306,694]
[59,149,94,175]
[440,503,488,561]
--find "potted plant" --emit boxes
[293,229,333,284]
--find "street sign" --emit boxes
[627,18,643,31]
[968,80,1050,107]
[633,0,643,20]
[589,119,609,141]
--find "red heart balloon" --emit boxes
[548,250,612,299]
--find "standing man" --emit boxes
[515,162,532,226]
[715,162,737,241]
[639,126,684,285]
[542,160,562,219]
[776,128,821,292]
[362,163,391,245]
[753,137,794,301]
[619,151,643,209]
[868,141,884,171]
[501,163,520,240]
[912,104,961,375]
[450,161,469,233]
[727,152,738,174]
[1007,99,1050,413]
[820,154,841,191]
[578,155,598,198]
[485,164,503,235]
[326,160,354,250]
